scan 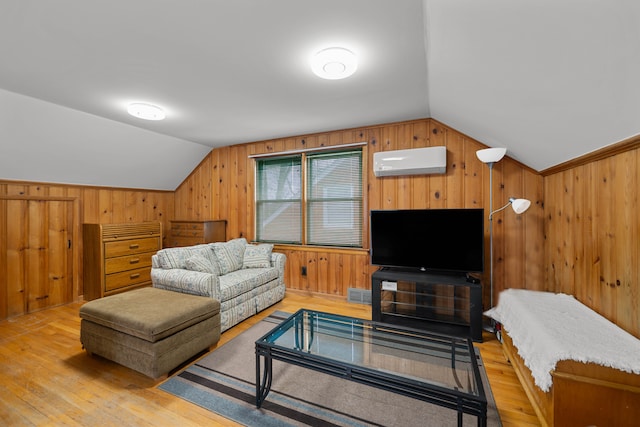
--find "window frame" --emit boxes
[253,144,366,249]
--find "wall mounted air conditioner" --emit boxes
[373,146,447,177]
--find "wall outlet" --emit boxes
[301,266,307,276]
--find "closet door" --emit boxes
[1,199,73,319]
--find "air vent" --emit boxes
[347,288,372,305]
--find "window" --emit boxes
[255,156,302,244]
[255,149,363,248]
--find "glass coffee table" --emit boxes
[255,309,487,427]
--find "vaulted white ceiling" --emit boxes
[1,0,639,190]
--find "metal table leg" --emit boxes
[255,349,273,408]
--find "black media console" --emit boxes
[371,268,483,342]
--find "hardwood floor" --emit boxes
[0,291,540,426]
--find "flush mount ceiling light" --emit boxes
[311,47,357,80]
[127,103,166,121]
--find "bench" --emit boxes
[486,289,640,427]
[80,287,221,380]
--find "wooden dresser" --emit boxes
[83,222,162,301]
[166,220,226,247]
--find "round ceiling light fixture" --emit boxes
[127,103,166,121]
[311,47,357,80]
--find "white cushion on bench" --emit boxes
[485,289,640,392]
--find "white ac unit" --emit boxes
[373,146,447,177]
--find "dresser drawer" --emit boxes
[105,267,151,292]
[104,252,153,274]
[166,236,203,248]
[104,237,159,258]
[171,222,204,231]
[170,229,205,238]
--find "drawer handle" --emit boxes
[129,258,140,264]
[35,295,49,300]
[130,273,140,279]
[129,244,139,249]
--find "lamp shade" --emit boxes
[476,147,507,164]
[510,198,531,214]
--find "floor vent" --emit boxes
[347,288,372,305]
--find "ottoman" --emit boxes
[80,287,221,379]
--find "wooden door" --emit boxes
[1,199,73,319]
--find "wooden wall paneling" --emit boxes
[367,127,383,213]
[1,179,174,319]
[227,147,240,239]
[522,169,545,291]
[544,171,561,293]
[200,157,213,219]
[359,143,370,253]
[328,252,344,295]
[304,252,318,293]
[613,151,638,331]
[544,145,640,338]
[634,150,640,333]
[380,125,399,209]
[46,200,73,308]
[110,190,126,223]
[217,147,230,229]
[316,252,330,294]
[81,188,99,224]
[596,157,617,320]
[281,137,296,152]
[67,188,83,298]
[410,121,430,209]
[445,130,465,207]
[462,139,484,209]
[0,197,5,319]
[27,200,48,312]
[245,144,258,242]
[561,168,577,296]
[97,188,114,224]
[0,199,6,319]
[236,144,249,239]
[284,249,304,291]
[5,200,26,317]
[581,162,600,309]
[396,123,413,209]
[353,252,369,291]
[168,118,545,317]
[428,122,447,207]
[209,150,222,219]
[501,160,527,296]
[488,160,506,309]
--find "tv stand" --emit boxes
[371,268,483,342]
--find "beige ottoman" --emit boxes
[80,287,220,379]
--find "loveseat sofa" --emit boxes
[151,238,285,332]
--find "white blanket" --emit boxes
[484,289,640,392]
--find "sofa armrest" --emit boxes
[270,252,286,284]
[151,268,221,301]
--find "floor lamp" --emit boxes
[476,148,531,331]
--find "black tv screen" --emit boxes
[370,208,485,273]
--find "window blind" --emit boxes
[255,156,302,244]
[306,150,363,247]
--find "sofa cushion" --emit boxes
[184,254,220,275]
[156,246,191,269]
[243,243,273,269]
[213,238,247,274]
[156,244,218,270]
[218,267,279,302]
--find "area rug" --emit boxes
[159,312,502,427]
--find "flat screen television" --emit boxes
[370,208,484,274]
